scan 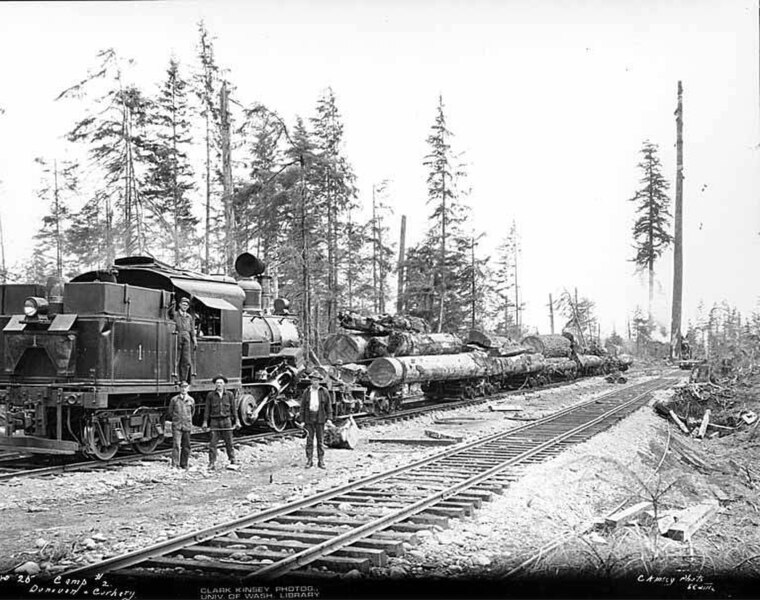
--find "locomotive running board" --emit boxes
[0,434,79,455]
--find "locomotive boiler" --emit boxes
[0,253,304,459]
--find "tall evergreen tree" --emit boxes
[411,95,472,332]
[66,193,112,271]
[57,48,154,261]
[33,157,78,277]
[193,21,222,272]
[310,87,357,333]
[629,140,673,320]
[369,180,396,314]
[143,57,199,267]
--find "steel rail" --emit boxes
[63,376,670,578]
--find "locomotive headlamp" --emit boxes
[23,297,49,318]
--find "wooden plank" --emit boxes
[488,404,523,412]
[424,429,464,441]
[665,502,719,542]
[368,437,459,446]
[669,410,690,434]
[605,501,653,527]
[698,409,711,438]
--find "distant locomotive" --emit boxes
[0,253,304,459]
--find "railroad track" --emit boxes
[0,375,594,482]
[63,374,675,585]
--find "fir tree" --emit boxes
[193,21,222,272]
[629,140,673,320]
[310,87,357,333]
[143,57,199,267]
[33,157,78,277]
[369,180,396,314]
[57,48,154,261]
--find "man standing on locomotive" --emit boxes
[173,296,197,383]
[202,375,240,470]
[166,380,195,470]
[299,373,332,469]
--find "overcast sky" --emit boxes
[0,0,758,335]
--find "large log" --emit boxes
[467,330,529,357]
[323,334,370,364]
[376,314,430,333]
[337,312,388,335]
[337,311,430,335]
[544,357,578,377]
[575,354,605,371]
[387,332,464,356]
[367,351,545,388]
[520,334,573,358]
[466,330,512,349]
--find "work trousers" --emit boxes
[208,418,235,465]
[304,422,325,463]
[172,428,192,469]
[177,333,193,383]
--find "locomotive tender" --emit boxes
[0,253,303,459]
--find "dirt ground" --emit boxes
[1,369,758,599]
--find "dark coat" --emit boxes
[299,387,333,424]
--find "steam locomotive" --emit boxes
[0,253,304,459]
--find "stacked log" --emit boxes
[367,351,545,388]
[467,329,530,357]
[366,337,390,358]
[323,334,371,364]
[376,314,430,333]
[387,332,464,357]
[338,311,431,335]
[576,354,605,372]
[520,334,573,358]
[466,330,512,349]
[545,357,578,378]
[337,312,388,335]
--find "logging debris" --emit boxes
[652,378,752,438]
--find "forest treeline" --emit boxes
[7,23,531,351]
[1,23,757,358]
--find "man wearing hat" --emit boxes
[298,372,333,469]
[173,296,197,383]
[202,375,240,469]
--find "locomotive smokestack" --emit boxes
[235,252,266,313]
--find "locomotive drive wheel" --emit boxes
[133,437,161,455]
[237,394,257,427]
[266,400,290,433]
[83,425,119,461]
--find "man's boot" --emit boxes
[317,460,326,469]
[305,459,313,468]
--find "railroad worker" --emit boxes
[298,373,333,469]
[202,375,240,470]
[173,296,197,383]
[165,381,195,470]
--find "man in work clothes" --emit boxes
[202,375,240,469]
[165,380,195,469]
[299,373,333,469]
[173,296,197,383]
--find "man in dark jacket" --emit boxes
[173,296,197,383]
[299,373,333,469]
[202,375,240,469]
